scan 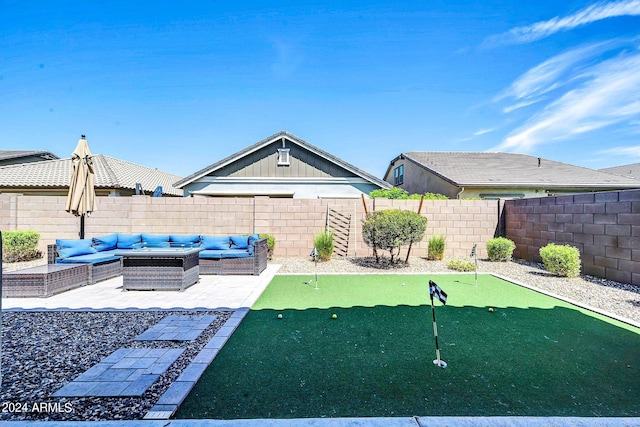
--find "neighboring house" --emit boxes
[0,150,59,166]
[600,163,640,181]
[0,154,183,197]
[384,152,640,199]
[175,131,392,198]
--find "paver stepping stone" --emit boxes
[53,348,184,397]
[134,314,217,341]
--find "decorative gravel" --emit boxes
[0,310,231,421]
[274,256,640,325]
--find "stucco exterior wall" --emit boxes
[385,158,458,197]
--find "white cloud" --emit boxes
[495,43,610,109]
[493,49,640,152]
[486,0,640,45]
[597,145,640,156]
[473,128,496,136]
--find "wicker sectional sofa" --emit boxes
[47,233,268,284]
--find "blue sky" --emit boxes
[2,0,639,178]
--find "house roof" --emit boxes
[0,150,59,162]
[388,152,640,189]
[174,130,392,189]
[599,163,640,180]
[0,154,183,196]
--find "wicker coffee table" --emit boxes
[115,246,204,291]
[2,263,89,298]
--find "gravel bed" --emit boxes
[274,256,640,325]
[0,310,231,421]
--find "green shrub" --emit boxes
[427,235,446,260]
[2,230,41,262]
[423,192,449,200]
[369,187,411,199]
[447,258,476,272]
[313,230,334,262]
[259,233,276,260]
[369,188,449,200]
[362,209,428,264]
[539,243,581,278]
[486,237,516,262]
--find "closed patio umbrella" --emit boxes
[65,135,97,239]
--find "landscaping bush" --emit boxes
[447,258,476,272]
[369,188,449,200]
[361,209,427,264]
[486,237,516,262]
[259,233,276,260]
[427,235,446,260]
[2,230,41,262]
[313,230,334,262]
[539,243,581,278]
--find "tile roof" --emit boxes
[0,150,59,161]
[599,163,640,180]
[0,154,183,196]
[394,152,640,188]
[174,130,392,190]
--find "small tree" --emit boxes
[361,209,427,264]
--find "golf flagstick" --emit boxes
[310,247,319,290]
[471,243,478,287]
[429,280,447,368]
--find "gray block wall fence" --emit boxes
[504,189,639,286]
[1,190,638,286]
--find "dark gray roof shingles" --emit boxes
[401,152,640,188]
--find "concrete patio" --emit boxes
[2,264,280,311]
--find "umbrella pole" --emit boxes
[80,215,85,240]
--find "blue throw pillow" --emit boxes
[92,234,118,252]
[247,234,260,255]
[230,235,249,250]
[170,234,201,245]
[201,236,230,250]
[141,234,170,248]
[117,234,142,249]
[56,238,96,259]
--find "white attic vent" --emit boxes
[277,148,290,165]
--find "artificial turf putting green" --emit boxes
[175,274,640,419]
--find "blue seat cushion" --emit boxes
[142,234,170,248]
[170,234,201,245]
[117,234,141,249]
[56,239,96,259]
[92,234,118,252]
[199,249,226,259]
[57,252,119,264]
[201,236,230,250]
[230,235,250,250]
[221,249,252,259]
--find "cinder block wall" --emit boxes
[0,194,499,260]
[505,189,639,286]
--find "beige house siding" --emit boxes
[386,158,458,198]
[214,141,353,179]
